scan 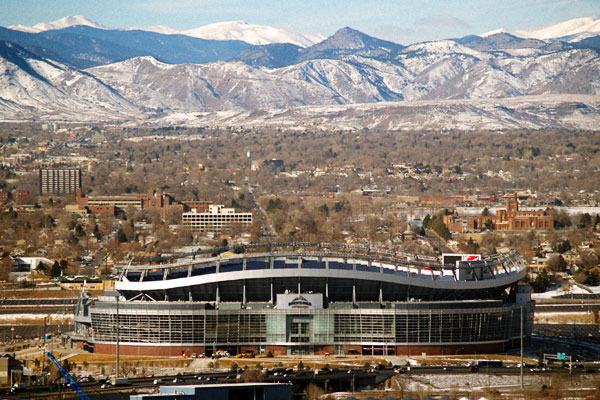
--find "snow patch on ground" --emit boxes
[0,313,73,324]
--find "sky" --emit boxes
[1,0,599,44]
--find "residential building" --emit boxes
[39,168,81,195]
[182,205,252,232]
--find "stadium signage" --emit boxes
[277,293,323,309]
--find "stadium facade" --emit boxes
[71,244,533,356]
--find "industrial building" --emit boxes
[70,243,533,357]
[130,383,291,400]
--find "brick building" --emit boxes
[76,189,186,217]
[444,194,554,233]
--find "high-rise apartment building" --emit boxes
[39,168,82,195]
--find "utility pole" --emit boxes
[520,305,524,389]
[116,295,119,378]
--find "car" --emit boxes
[153,378,163,385]
[530,367,542,372]
[443,366,452,371]
[195,374,205,380]
[394,367,407,374]
[172,377,183,383]
[101,383,112,389]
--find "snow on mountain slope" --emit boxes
[482,17,600,41]
[8,16,107,33]
[152,95,600,132]
[516,17,600,40]
[181,21,325,47]
[83,40,600,116]
[127,25,181,35]
[0,41,137,120]
[7,16,324,48]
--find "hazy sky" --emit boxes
[1,0,599,44]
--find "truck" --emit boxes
[111,378,132,386]
[477,360,503,368]
[236,350,255,358]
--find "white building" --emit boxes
[182,205,252,233]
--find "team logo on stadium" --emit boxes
[288,295,312,308]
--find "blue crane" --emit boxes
[46,351,91,400]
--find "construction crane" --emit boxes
[46,351,91,400]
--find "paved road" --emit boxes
[424,229,454,254]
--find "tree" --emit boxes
[460,237,480,254]
[579,252,599,269]
[482,207,490,216]
[241,368,267,383]
[579,213,593,228]
[117,229,128,243]
[547,255,567,272]
[0,256,12,281]
[431,219,451,241]
[573,268,599,286]
[304,383,325,400]
[556,239,571,254]
[50,261,61,277]
[318,203,329,218]
[422,214,431,228]
[530,270,553,293]
[552,209,571,229]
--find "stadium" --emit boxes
[70,243,534,356]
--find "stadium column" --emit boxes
[270,280,274,304]
[243,282,247,306]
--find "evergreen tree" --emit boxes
[50,261,61,277]
[422,214,431,228]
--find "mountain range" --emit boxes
[0,16,599,130]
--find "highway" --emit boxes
[7,364,597,399]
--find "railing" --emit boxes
[118,244,525,284]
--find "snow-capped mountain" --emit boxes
[85,35,600,112]
[8,16,107,33]
[0,20,598,129]
[0,40,138,120]
[180,20,325,47]
[483,16,600,42]
[8,17,324,48]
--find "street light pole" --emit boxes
[116,295,120,379]
[520,305,524,389]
